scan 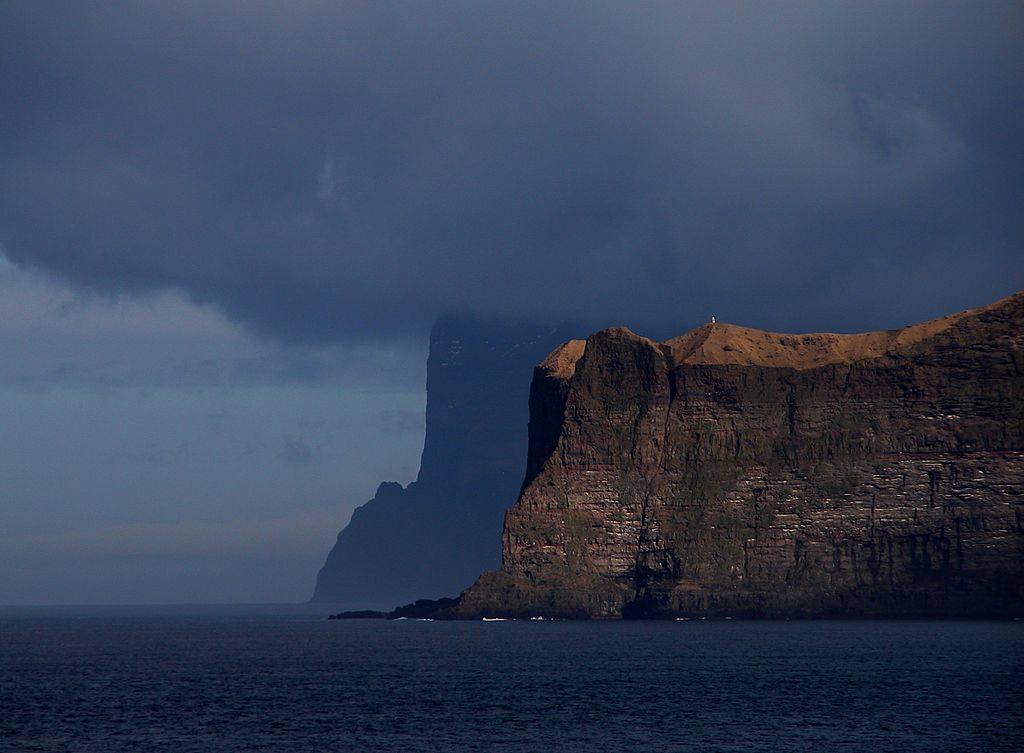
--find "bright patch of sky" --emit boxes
[0,258,426,604]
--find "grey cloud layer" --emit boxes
[0,263,426,388]
[2,2,1021,341]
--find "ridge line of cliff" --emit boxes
[545,291,1023,375]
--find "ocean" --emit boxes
[1,606,1021,752]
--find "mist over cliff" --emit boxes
[313,317,574,606]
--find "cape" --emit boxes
[455,292,1024,618]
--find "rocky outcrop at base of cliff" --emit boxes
[456,293,1024,619]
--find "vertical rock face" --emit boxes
[312,317,573,606]
[458,292,1024,618]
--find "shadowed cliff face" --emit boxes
[312,317,573,606]
[457,292,1024,618]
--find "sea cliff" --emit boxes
[456,293,1024,618]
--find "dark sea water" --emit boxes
[1,606,1021,753]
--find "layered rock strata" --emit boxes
[457,293,1024,618]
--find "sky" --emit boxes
[1,2,1021,604]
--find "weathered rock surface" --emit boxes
[457,293,1024,618]
[312,317,573,606]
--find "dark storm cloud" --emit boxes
[1,1,1021,341]
[0,261,426,389]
